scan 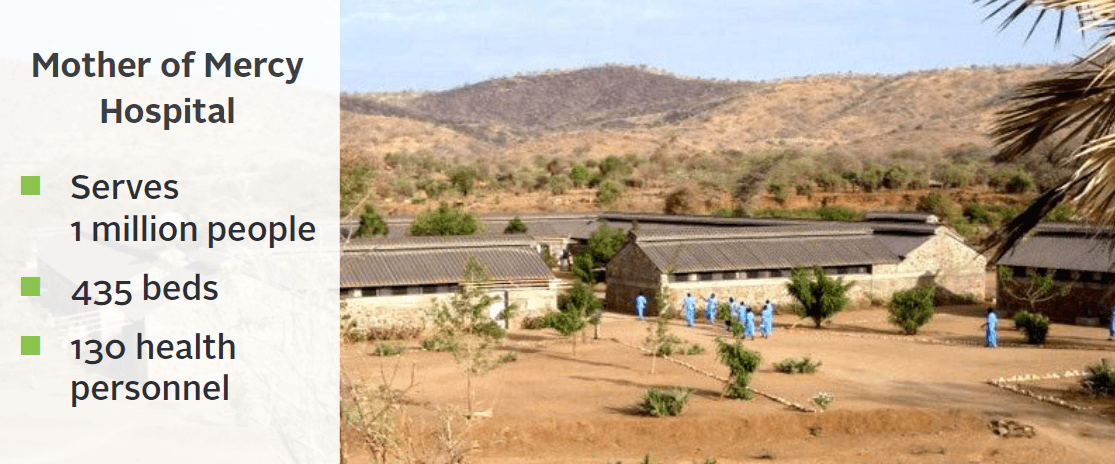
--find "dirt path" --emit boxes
[342,307,1115,463]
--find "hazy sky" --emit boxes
[341,0,1094,92]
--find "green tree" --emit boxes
[714,337,761,400]
[504,216,528,234]
[449,166,479,196]
[786,267,854,328]
[887,286,936,335]
[407,203,480,236]
[354,204,389,238]
[646,278,675,375]
[996,266,1072,314]
[428,258,512,415]
[571,223,628,284]
[595,181,622,208]
[543,280,601,355]
[568,163,591,187]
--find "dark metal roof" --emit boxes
[341,237,554,288]
[631,227,900,273]
[864,212,939,224]
[997,225,1115,273]
[874,234,933,258]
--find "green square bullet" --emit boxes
[21,277,39,297]
[21,336,40,356]
[21,176,39,195]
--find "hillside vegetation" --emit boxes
[340,64,1078,240]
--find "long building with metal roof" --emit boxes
[340,235,561,330]
[996,224,1115,324]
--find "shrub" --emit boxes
[596,181,623,208]
[1046,204,1075,222]
[664,187,697,215]
[497,351,519,364]
[715,302,733,322]
[684,344,706,355]
[568,163,591,187]
[408,203,480,236]
[715,337,761,400]
[504,216,528,234]
[815,206,862,222]
[917,193,963,224]
[1005,170,1034,193]
[795,183,814,196]
[1013,311,1051,345]
[888,286,936,334]
[421,336,456,352]
[542,250,558,269]
[786,267,854,328]
[544,280,602,354]
[449,166,479,195]
[373,343,406,357]
[882,165,912,190]
[768,183,789,203]
[520,316,547,330]
[1082,359,1115,396]
[811,392,835,410]
[548,175,571,195]
[773,357,822,374]
[638,387,693,417]
[655,342,677,356]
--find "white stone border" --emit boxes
[609,338,821,413]
[985,370,1089,411]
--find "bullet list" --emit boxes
[21,277,40,297]
[21,336,40,356]
[21,176,39,195]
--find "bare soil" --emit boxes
[341,306,1115,463]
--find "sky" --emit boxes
[341,0,1096,92]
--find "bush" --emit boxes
[449,166,479,195]
[684,344,706,355]
[815,206,862,222]
[917,193,963,224]
[372,343,406,357]
[420,336,457,352]
[497,351,519,364]
[1005,170,1034,193]
[773,357,822,374]
[664,187,697,215]
[1082,359,1115,396]
[811,392,835,411]
[715,338,761,400]
[1013,311,1051,345]
[568,163,591,187]
[786,267,854,328]
[795,183,814,196]
[596,181,623,208]
[408,203,480,236]
[888,286,936,334]
[504,216,528,234]
[639,387,692,417]
[1046,204,1075,222]
[520,316,547,330]
[768,183,789,203]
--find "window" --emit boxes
[698,272,715,281]
[769,269,788,278]
[745,270,763,279]
[1012,266,1027,278]
[390,286,409,296]
[1053,270,1074,282]
[721,271,738,280]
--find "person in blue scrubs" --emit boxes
[705,292,718,324]
[634,291,647,321]
[760,300,774,339]
[982,307,998,348]
[682,293,696,327]
[726,297,738,331]
[1109,304,1114,341]
[743,306,756,340]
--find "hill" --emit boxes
[340,64,1070,232]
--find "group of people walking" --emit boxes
[633,291,775,340]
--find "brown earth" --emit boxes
[341,306,1115,463]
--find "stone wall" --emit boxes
[342,287,558,331]
[894,231,987,302]
[605,244,667,315]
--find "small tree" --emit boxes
[355,204,389,238]
[568,163,591,187]
[888,286,936,335]
[596,181,622,208]
[714,337,761,400]
[408,203,480,236]
[571,223,628,284]
[543,280,601,355]
[429,258,509,415]
[449,166,479,196]
[504,216,528,234]
[997,266,1072,313]
[786,267,854,328]
[646,280,675,375]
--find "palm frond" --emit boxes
[983,185,1069,262]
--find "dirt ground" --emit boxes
[341,306,1115,464]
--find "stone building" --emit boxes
[605,227,901,316]
[605,215,988,316]
[340,235,560,329]
[996,224,1115,325]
